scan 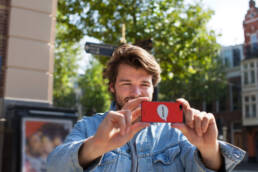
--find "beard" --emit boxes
[112,87,153,110]
[115,95,137,110]
[113,91,140,110]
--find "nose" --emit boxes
[130,86,141,97]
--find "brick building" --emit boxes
[216,44,244,151]
[241,0,258,162]
[217,0,258,162]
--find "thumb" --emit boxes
[171,123,190,138]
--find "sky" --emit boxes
[200,0,252,46]
[79,0,254,73]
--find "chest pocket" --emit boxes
[97,150,131,172]
[153,145,181,165]
[100,151,119,165]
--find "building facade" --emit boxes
[241,0,258,162]
[0,0,57,116]
[217,0,258,162]
[0,0,57,170]
[216,44,244,151]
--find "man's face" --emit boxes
[110,63,154,109]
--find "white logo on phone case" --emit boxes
[157,104,168,121]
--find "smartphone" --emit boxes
[141,101,183,123]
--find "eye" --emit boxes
[122,82,131,86]
[141,83,150,87]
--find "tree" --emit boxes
[158,56,227,108]
[53,20,80,108]
[78,59,111,115]
[57,0,226,107]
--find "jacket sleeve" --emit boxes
[179,134,246,172]
[218,140,246,171]
[46,116,104,172]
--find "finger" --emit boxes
[176,98,194,128]
[122,97,150,111]
[109,111,126,135]
[176,98,191,110]
[131,106,141,122]
[171,123,191,138]
[201,113,212,133]
[119,110,131,125]
[119,110,132,127]
[184,108,194,129]
[194,111,203,137]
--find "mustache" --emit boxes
[124,97,138,103]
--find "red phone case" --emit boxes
[141,101,183,123]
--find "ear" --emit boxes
[109,83,115,93]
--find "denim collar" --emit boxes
[110,101,117,111]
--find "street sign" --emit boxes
[84,42,117,57]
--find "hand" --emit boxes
[121,97,151,123]
[95,97,150,151]
[79,97,150,167]
[94,109,149,152]
[171,98,222,170]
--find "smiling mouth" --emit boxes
[124,97,135,103]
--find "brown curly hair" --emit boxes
[103,44,161,88]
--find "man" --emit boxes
[47,44,245,172]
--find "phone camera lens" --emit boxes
[179,104,183,110]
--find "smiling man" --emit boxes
[47,44,245,172]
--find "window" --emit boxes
[253,42,258,57]
[250,34,257,43]
[224,58,230,67]
[252,95,256,117]
[243,62,257,85]
[244,71,248,85]
[245,96,250,118]
[251,62,255,84]
[232,85,241,110]
[244,95,257,118]
[221,49,232,67]
[252,104,256,117]
[245,104,250,118]
[233,48,240,67]
[251,70,255,83]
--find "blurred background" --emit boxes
[0,0,257,171]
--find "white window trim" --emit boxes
[242,61,257,86]
[243,94,257,118]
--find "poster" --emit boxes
[21,117,73,172]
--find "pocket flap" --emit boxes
[153,146,180,165]
[101,151,119,165]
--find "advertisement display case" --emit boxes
[1,105,78,172]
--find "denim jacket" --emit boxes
[47,111,245,172]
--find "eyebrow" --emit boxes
[118,79,151,85]
[117,79,131,83]
[142,80,151,84]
